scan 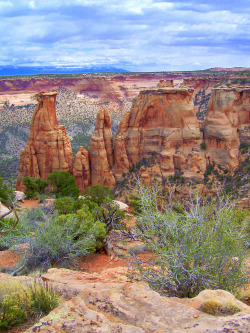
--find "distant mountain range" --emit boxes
[0,65,129,76]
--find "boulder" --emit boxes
[14,190,26,201]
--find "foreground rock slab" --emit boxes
[24,268,250,333]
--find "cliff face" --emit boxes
[16,87,249,192]
[16,92,74,190]
[204,88,250,170]
[113,88,205,181]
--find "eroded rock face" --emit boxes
[88,109,116,187]
[21,267,250,333]
[113,88,205,180]
[73,146,90,193]
[16,92,74,190]
[204,88,250,170]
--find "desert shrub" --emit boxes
[129,193,143,214]
[29,280,59,315]
[0,206,107,272]
[240,142,249,154]
[22,176,48,199]
[82,185,125,231]
[23,207,107,270]
[199,298,241,316]
[0,176,14,206]
[200,141,207,150]
[54,196,74,214]
[54,197,84,215]
[82,184,114,205]
[133,185,248,298]
[0,279,59,329]
[48,171,79,198]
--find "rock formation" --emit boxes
[16,92,74,190]
[204,88,250,170]
[8,267,247,333]
[73,146,90,193]
[15,87,250,192]
[88,109,116,187]
[113,88,205,181]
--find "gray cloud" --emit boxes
[0,0,249,70]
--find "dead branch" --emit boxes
[0,209,19,235]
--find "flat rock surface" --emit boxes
[23,267,250,333]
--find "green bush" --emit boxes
[24,207,107,270]
[82,184,114,205]
[0,176,14,206]
[22,176,48,199]
[200,141,207,150]
[0,279,59,329]
[48,171,79,198]
[54,197,84,215]
[133,186,248,298]
[0,206,107,272]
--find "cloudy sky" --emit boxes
[0,0,249,71]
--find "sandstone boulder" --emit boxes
[16,92,74,190]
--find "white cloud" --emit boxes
[0,0,249,70]
[29,1,35,9]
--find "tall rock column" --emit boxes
[88,109,116,187]
[73,146,90,193]
[16,92,74,190]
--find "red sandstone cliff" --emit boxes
[204,88,250,170]
[113,88,205,181]
[16,87,250,192]
[16,92,74,190]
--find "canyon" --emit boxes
[1,70,249,183]
[16,84,250,192]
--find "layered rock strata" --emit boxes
[88,109,116,187]
[113,88,205,181]
[16,87,250,192]
[16,92,74,190]
[204,88,250,170]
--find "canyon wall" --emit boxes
[16,87,250,191]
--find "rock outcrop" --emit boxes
[16,92,74,190]
[15,87,250,192]
[204,88,250,170]
[73,146,90,193]
[88,109,116,187]
[12,267,249,333]
[113,88,205,181]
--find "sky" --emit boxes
[0,0,249,71]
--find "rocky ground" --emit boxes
[0,199,250,332]
[1,266,250,333]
